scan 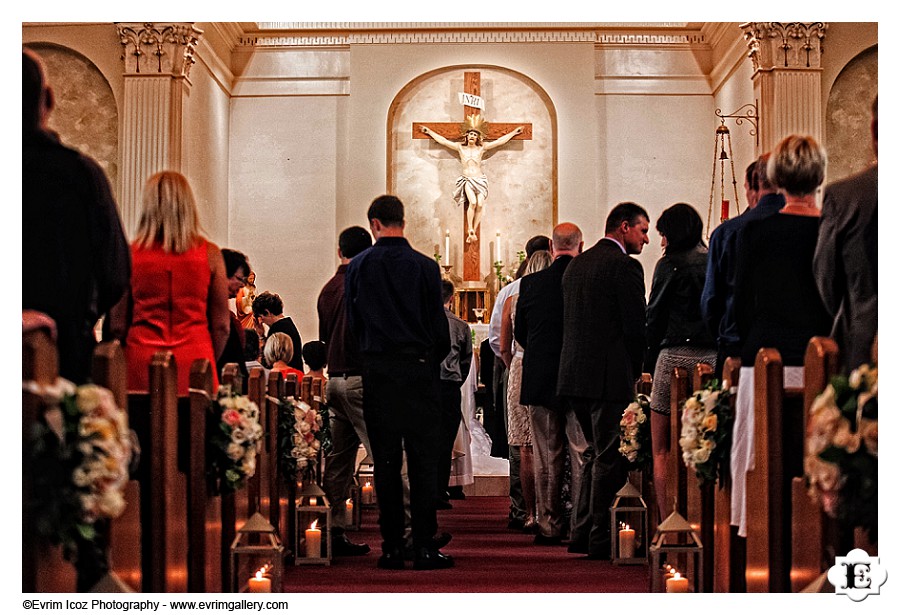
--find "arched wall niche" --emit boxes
[25,43,120,198]
[387,65,557,276]
[826,45,877,184]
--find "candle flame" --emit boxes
[365,481,371,487]
[310,519,318,531]
[255,569,264,580]
[673,572,682,580]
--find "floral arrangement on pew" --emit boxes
[805,363,878,543]
[207,385,263,494]
[678,380,733,486]
[26,380,134,565]
[618,394,652,469]
[278,396,331,485]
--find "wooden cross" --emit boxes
[413,71,532,282]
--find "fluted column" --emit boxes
[741,22,828,153]
[116,22,203,235]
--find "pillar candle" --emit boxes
[248,570,271,593]
[618,525,635,559]
[445,229,451,261]
[305,521,322,559]
[666,571,689,593]
[721,199,729,221]
[362,481,374,504]
[345,498,353,512]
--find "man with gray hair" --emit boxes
[514,223,588,546]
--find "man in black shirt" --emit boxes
[23,49,130,385]
[346,195,452,570]
[253,291,304,371]
[218,249,251,378]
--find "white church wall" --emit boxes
[229,94,341,347]
[183,59,232,246]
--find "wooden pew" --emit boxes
[790,337,840,591]
[714,357,742,593]
[91,341,142,591]
[667,366,702,582]
[22,328,77,593]
[692,363,716,593]
[128,351,188,593]
[220,363,250,591]
[187,359,223,592]
[263,371,285,532]
[745,338,837,592]
[245,367,266,519]
[281,373,300,559]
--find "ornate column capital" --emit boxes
[116,22,204,78]
[740,22,828,72]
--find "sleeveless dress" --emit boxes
[126,239,218,396]
[505,294,532,447]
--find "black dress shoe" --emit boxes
[333,533,371,556]
[533,534,563,546]
[447,486,466,500]
[377,547,405,570]
[436,500,453,510]
[413,547,454,570]
[507,518,525,530]
[431,532,452,549]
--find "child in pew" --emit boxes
[302,340,328,381]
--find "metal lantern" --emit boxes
[295,481,332,565]
[649,511,704,593]
[609,480,648,565]
[355,454,377,507]
[230,512,285,593]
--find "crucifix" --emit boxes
[414,71,532,282]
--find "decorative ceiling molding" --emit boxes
[235,24,708,48]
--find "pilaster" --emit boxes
[116,22,203,235]
[741,22,827,153]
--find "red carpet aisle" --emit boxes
[283,496,649,593]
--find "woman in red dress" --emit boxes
[113,171,230,395]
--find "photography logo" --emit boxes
[827,548,887,602]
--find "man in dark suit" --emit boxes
[814,96,878,372]
[557,203,649,559]
[514,223,589,546]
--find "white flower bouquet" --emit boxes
[27,380,134,557]
[208,386,263,494]
[279,396,329,484]
[619,394,652,469]
[679,381,733,486]
[805,364,877,542]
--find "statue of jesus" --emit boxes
[421,114,524,243]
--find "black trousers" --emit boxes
[362,355,441,550]
[438,380,463,499]
[568,396,630,556]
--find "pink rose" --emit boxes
[222,409,242,427]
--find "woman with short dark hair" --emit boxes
[644,202,716,523]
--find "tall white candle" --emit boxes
[496,231,501,262]
[618,525,635,558]
[445,229,450,261]
[305,520,321,559]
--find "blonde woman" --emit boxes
[263,332,305,379]
[113,171,230,395]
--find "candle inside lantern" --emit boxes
[666,571,689,593]
[305,520,322,559]
[618,524,635,559]
[495,231,502,262]
[362,481,374,504]
[248,568,271,593]
[345,498,353,511]
[721,199,730,221]
[445,229,451,261]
